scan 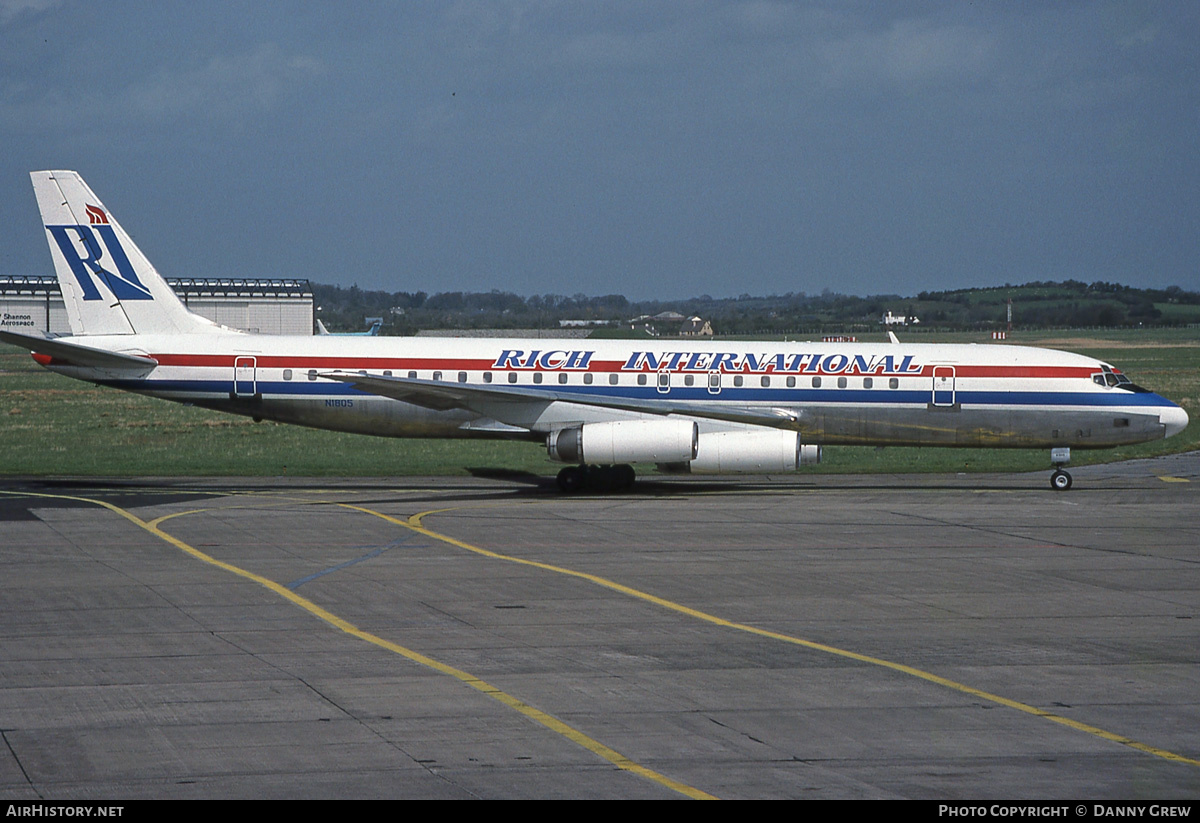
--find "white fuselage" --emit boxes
[41,332,1188,449]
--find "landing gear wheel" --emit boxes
[555,464,635,493]
[557,465,585,493]
[1050,469,1072,491]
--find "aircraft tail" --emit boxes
[31,170,228,336]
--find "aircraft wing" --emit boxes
[322,371,802,429]
[0,329,158,371]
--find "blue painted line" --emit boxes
[286,534,426,589]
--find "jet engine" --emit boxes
[659,430,821,474]
[548,419,698,465]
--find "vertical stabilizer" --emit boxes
[32,170,227,336]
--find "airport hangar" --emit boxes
[0,275,314,336]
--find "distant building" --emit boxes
[680,316,714,336]
[0,275,314,335]
[881,310,919,326]
[415,328,591,339]
[558,319,614,328]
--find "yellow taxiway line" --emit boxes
[3,490,716,800]
[348,500,1200,770]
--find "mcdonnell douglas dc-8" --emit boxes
[0,171,1188,491]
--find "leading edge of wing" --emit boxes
[0,329,158,371]
[321,371,800,429]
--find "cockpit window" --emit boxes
[1095,365,1148,393]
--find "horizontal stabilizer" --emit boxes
[0,329,158,371]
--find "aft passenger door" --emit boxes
[233,356,258,398]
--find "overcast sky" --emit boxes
[1,1,1196,300]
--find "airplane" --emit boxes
[316,318,383,336]
[0,170,1188,492]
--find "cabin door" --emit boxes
[234,356,258,398]
[931,366,956,406]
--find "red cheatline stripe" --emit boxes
[146,353,1098,379]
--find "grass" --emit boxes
[1,329,1197,477]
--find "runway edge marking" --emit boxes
[2,490,716,801]
[368,501,1200,770]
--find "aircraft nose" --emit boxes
[1161,404,1189,438]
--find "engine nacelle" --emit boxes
[659,430,821,474]
[549,419,698,465]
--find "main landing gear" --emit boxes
[556,464,636,493]
[1049,446,1072,491]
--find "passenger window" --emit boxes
[533,373,543,384]
[733,375,744,387]
[283,369,292,381]
[811,376,821,388]
[432,371,442,381]
[584,373,593,385]
[508,372,518,383]
[308,369,317,381]
[863,377,873,389]
[483,372,492,383]
[684,374,695,386]
[558,373,568,384]
[637,374,647,386]
[609,373,618,385]
[408,371,417,379]
[786,376,795,388]
[383,370,392,377]
[837,377,847,388]
[889,377,899,389]
[458,371,467,383]
[761,376,770,387]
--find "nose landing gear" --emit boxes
[1049,447,1072,491]
[1050,469,1072,491]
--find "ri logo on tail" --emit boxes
[31,170,228,337]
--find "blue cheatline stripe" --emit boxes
[96,378,1179,411]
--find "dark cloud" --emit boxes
[2,1,1196,298]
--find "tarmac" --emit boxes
[1,453,1198,799]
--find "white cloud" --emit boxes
[0,0,62,26]
[816,18,994,93]
[126,44,324,121]
[0,42,325,136]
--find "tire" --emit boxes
[1050,470,1072,491]
[557,466,585,493]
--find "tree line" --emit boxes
[311,281,1200,335]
